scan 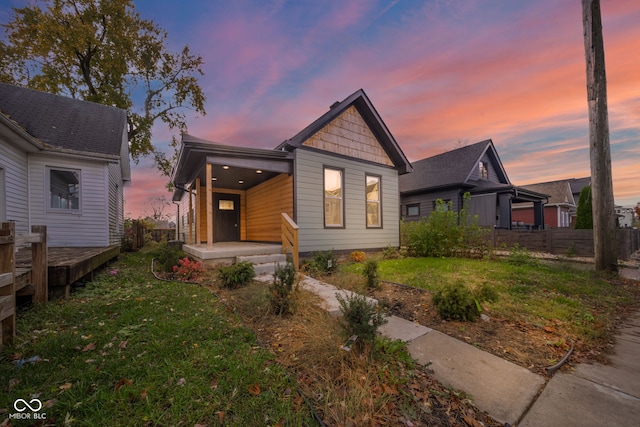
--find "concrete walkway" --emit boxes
[296,265,640,426]
[519,266,640,427]
[298,275,545,425]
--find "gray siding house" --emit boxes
[0,82,130,247]
[399,140,546,229]
[171,89,412,257]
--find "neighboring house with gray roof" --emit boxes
[399,140,547,229]
[512,177,590,228]
[0,82,130,247]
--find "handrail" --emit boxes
[281,213,299,270]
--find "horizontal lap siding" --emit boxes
[401,189,460,221]
[108,162,124,246]
[246,174,293,242]
[0,140,29,234]
[29,155,109,246]
[295,149,399,253]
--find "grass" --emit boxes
[334,254,638,345]
[0,247,314,426]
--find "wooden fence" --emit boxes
[490,228,640,259]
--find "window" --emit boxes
[366,175,381,228]
[324,167,343,227]
[48,168,80,211]
[406,204,420,217]
[479,161,488,179]
[432,199,451,212]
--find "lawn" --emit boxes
[0,248,314,426]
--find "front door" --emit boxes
[214,193,240,242]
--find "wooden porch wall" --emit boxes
[491,228,640,260]
[197,188,246,243]
[246,174,293,242]
[303,105,394,166]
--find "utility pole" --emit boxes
[582,0,617,272]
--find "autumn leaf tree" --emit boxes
[0,0,206,176]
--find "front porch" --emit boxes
[184,241,283,267]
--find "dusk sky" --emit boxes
[2,0,639,219]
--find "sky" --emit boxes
[1,0,639,219]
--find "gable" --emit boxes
[302,105,394,167]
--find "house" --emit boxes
[0,82,130,247]
[512,177,590,228]
[615,205,637,228]
[171,89,412,263]
[399,140,547,229]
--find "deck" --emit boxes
[15,246,120,297]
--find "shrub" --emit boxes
[270,262,297,316]
[363,260,379,289]
[475,283,499,303]
[306,249,338,275]
[505,244,538,266]
[382,245,401,260]
[218,261,255,289]
[575,185,593,229]
[336,292,387,352]
[151,242,186,273]
[432,282,480,322]
[401,193,489,258]
[172,257,205,281]
[350,251,366,263]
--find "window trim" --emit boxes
[323,166,345,229]
[46,166,82,214]
[365,174,382,229]
[479,161,489,180]
[406,203,420,217]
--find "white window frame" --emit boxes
[46,166,82,213]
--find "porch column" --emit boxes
[188,188,193,245]
[206,163,213,245]
[533,201,545,229]
[195,178,201,243]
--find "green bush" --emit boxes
[307,249,338,275]
[432,282,480,321]
[575,185,593,229]
[150,242,186,273]
[505,244,538,266]
[218,261,255,289]
[336,292,387,352]
[363,260,379,289]
[382,244,401,260]
[401,193,489,258]
[270,262,297,316]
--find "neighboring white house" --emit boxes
[615,205,638,228]
[0,82,130,247]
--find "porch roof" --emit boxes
[172,134,293,200]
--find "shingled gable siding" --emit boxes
[302,105,394,167]
[0,139,29,234]
[29,154,110,247]
[295,149,399,253]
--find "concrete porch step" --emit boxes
[237,253,287,276]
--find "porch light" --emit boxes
[238,180,244,184]
[223,165,229,170]
[212,177,217,181]
[256,170,262,174]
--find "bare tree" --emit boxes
[582,0,617,271]
[145,196,171,221]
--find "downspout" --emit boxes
[173,201,180,242]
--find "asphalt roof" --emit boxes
[0,82,127,157]
[400,139,498,193]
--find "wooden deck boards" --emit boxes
[15,246,120,288]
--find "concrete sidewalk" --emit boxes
[519,266,640,427]
[298,275,546,425]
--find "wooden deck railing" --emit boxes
[0,222,47,347]
[281,213,299,270]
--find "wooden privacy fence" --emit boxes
[490,228,640,259]
[1,222,47,346]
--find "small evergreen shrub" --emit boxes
[307,249,338,275]
[151,242,186,273]
[336,292,387,352]
[363,260,379,289]
[270,262,297,316]
[382,245,401,260]
[432,282,480,322]
[218,261,255,289]
[350,251,366,263]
